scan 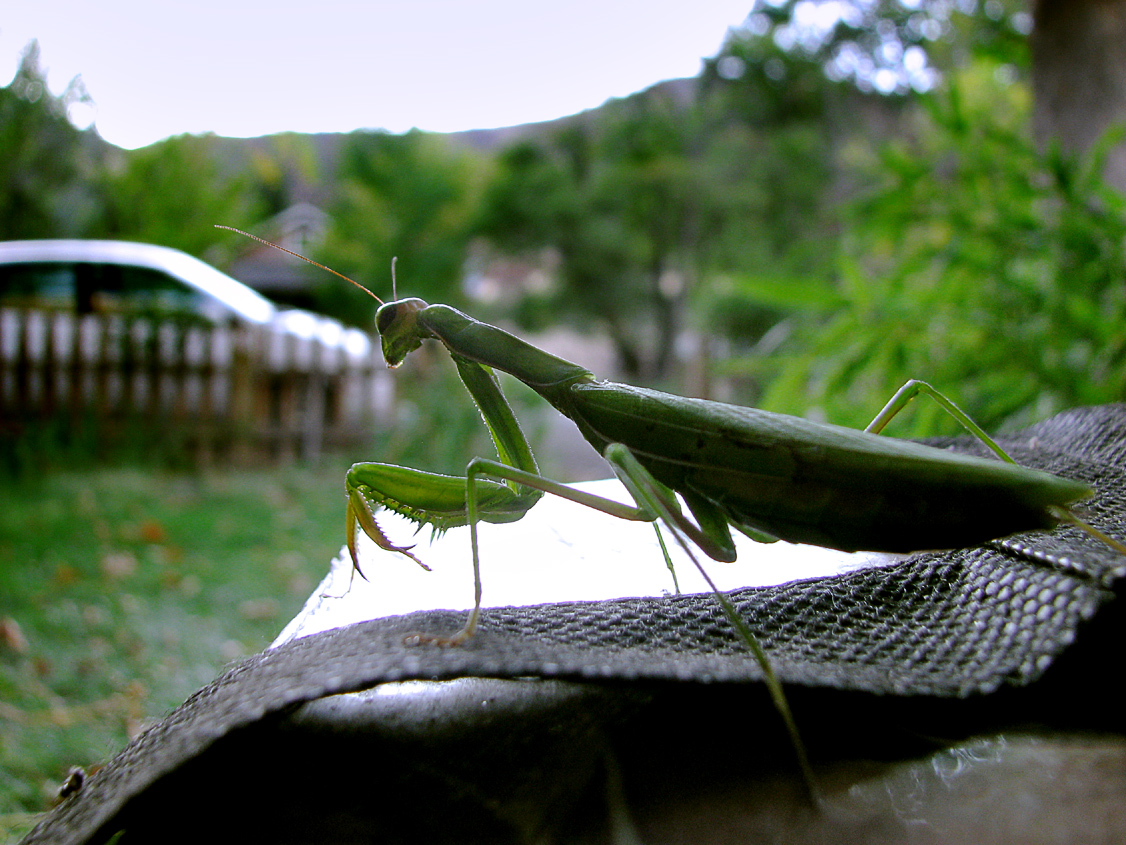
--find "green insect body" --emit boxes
[216,226,1115,805]
[348,300,1093,581]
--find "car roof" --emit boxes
[0,239,276,325]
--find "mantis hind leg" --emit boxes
[599,442,820,805]
[865,379,1013,461]
[406,456,666,647]
[406,445,820,803]
[868,380,1126,555]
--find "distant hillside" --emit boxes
[443,77,698,151]
[202,76,700,205]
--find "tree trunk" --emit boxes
[1031,0,1126,192]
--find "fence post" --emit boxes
[1,307,389,466]
[302,338,327,462]
[229,322,257,465]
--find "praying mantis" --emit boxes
[352,299,1115,625]
[218,227,1123,798]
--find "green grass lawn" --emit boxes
[0,458,354,832]
[0,364,585,838]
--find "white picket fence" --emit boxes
[0,307,393,463]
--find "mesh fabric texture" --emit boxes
[23,404,1126,845]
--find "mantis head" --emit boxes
[376,298,431,367]
[214,226,431,368]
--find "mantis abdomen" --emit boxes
[557,381,1091,553]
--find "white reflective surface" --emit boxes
[276,479,902,645]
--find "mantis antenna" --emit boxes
[214,225,385,305]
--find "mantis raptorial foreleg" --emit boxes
[406,447,704,644]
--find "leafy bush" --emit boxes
[759,65,1126,436]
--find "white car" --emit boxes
[0,239,373,359]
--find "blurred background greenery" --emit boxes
[5,2,1125,434]
[3,0,1126,828]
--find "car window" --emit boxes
[80,263,209,315]
[0,262,77,307]
[1,261,212,318]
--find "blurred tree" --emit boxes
[738,0,1126,192]
[689,0,1126,434]
[1032,0,1126,192]
[316,130,484,328]
[474,22,863,380]
[477,88,704,379]
[90,133,263,257]
[244,132,323,217]
[740,0,1032,93]
[759,61,1126,435]
[0,41,104,239]
[692,24,850,347]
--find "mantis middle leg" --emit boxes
[422,444,820,804]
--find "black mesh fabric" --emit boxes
[22,404,1126,845]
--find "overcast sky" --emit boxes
[1,1,754,150]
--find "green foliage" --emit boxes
[0,42,103,239]
[700,271,843,345]
[690,35,844,344]
[474,20,861,381]
[742,0,1032,93]
[88,133,265,256]
[477,81,830,380]
[316,130,486,328]
[477,90,701,378]
[0,42,265,257]
[759,63,1126,436]
[244,132,322,219]
[0,462,348,815]
[699,20,834,127]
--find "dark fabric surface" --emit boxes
[22,405,1126,845]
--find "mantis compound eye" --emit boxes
[375,302,400,335]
